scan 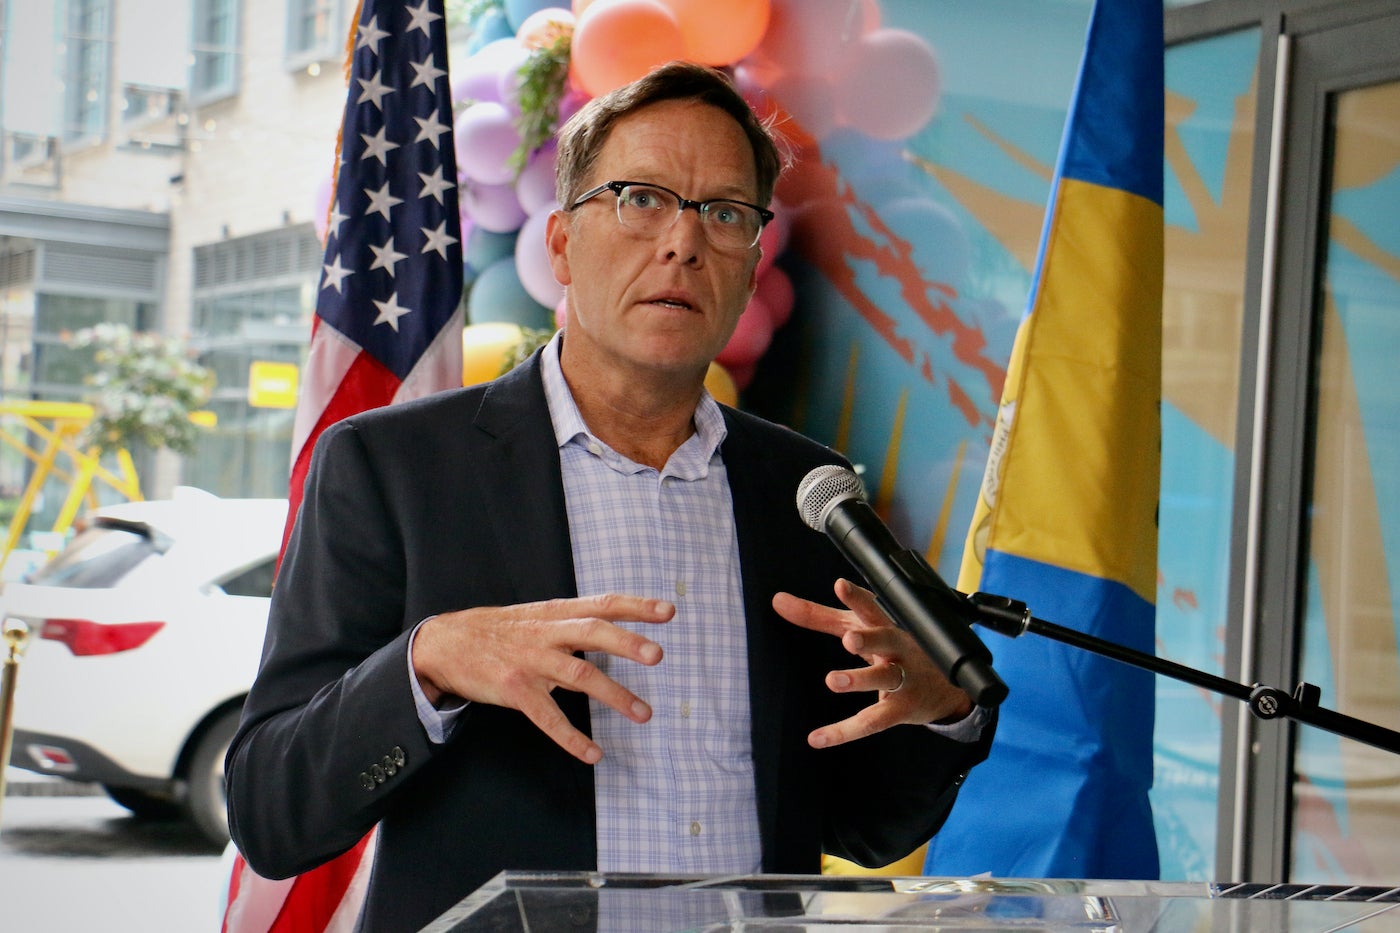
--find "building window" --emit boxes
[63,0,112,142]
[191,0,240,105]
[188,225,321,499]
[285,0,340,70]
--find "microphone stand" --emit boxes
[963,591,1400,757]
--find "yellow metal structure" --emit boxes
[0,399,144,574]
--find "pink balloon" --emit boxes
[726,360,756,391]
[751,0,859,77]
[455,102,522,186]
[754,265,794,329]
[770,72,837,143]
[717,296,773,369]
[834,29,941,141]
[461,180,527,233]
[515,144,559,214]
[571,0,685,98]
[514,206,565,308]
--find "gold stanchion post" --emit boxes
[0,618,31,830]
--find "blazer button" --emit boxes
[381,755,398,777]
[360,772,376,791]
[390,746,406,767]
[370,764,386,784]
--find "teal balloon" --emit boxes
[467,257,554,329]
[467,7,514,53]
[503,0,560,32]
[465,226,518,278]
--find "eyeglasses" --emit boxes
[569,180,774,250]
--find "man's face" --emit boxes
[546,99,763,382]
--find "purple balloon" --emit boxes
[451,39,519,105]
[461,179,527,233]
[495,42,533,116]
[514,206,564,309]
[455,101,522,186]
[515,144,558,215]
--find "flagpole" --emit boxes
[0,618,31,830]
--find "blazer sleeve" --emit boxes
[225,418,439,879]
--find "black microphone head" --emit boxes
[796,464,865,532]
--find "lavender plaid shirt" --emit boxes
[541,336,761,874]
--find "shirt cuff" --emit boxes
[924,704,992,743]
[407,617,468,744]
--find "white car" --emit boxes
[2,488,286,846]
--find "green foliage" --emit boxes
[511,31,574,173]
[67,323,215,455]
[504,327,559,375]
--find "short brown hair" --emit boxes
[554,61,783,210]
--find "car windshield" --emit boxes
[26,517,171,588]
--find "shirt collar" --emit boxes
[540,331,728,476]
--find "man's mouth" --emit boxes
[648,296,695,311]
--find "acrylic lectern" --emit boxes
[419,871,1400,932]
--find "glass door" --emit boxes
[1258,5,1400,885]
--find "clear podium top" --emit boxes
[422,872,1400,932]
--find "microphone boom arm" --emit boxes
[965,592,1400,757]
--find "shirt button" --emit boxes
[689,821,702,836]
[587,440,603,457]
[675,581,687,596]
[680,701,691,719]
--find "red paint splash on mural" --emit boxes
[778,152,1005,428]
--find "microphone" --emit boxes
[796,464,1008,708]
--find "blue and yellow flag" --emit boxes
[924,0,1163,879]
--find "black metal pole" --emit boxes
[964,591,1400,757]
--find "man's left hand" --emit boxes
[772,578,974,748]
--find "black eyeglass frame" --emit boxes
[568,180,775,249]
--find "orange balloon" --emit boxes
[704,361,738,407]
[571,0,685,98]
[659,0,770,66]
[518,7,575,50]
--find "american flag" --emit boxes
[223,0,460,928]
[284,0,464,553]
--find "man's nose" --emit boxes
[657,206,706,264]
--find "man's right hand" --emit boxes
[410,594,672,764]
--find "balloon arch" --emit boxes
[318,0,941,405]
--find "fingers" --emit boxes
[413,594,674,764]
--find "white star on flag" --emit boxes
[356,15,390,52]
[364,182,404,219]
[413,114,450,146]
[357,70,395,110]
[360,126,400,164]
[406,0,442,35]
[370,237,409,276]
[321,254,353,292]
[418,166,454,203]
[410,57,446,89]
[372,292,413,331]
[420,221,458,259]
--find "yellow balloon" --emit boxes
[462,322,523,386]
[704,361,738,407]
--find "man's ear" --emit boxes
[545,210,572,286]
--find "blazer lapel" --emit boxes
[470,354,578,603]
[720,411,792,864]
